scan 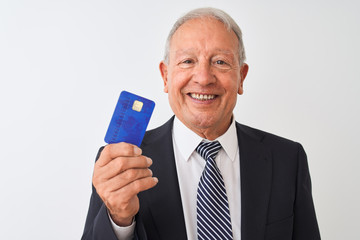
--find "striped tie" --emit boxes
[196,141,233,240]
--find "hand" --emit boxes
[92,142,158,226]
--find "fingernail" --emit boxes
[147,157,152,165]
[134,147,142,155]
[153,177,159,183]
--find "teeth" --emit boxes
[190,93,215,100]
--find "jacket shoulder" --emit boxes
[236,122,301,150]
[141,116,174,146]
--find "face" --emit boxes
[160,17,248,140]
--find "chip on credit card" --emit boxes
[104,91,155,146]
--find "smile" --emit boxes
[190,93,216,101]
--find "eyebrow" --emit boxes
[173,48,236,56]
[214,49,235,55]
[173,48,196,55]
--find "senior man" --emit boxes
[82,7,320,240]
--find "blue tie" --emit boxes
[196,141,233,240]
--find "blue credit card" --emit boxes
[104,91,155,146]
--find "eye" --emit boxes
[178,58,195,69]
[182,59,193,64]
[213,59,231,70]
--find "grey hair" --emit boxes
[163,7,246,65]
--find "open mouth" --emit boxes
[189,93,216,101]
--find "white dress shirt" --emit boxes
[172,117,241,240]
[110,116,241,240]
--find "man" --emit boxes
[82,7,320,240]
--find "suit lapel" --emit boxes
[236,123,272,240]
[141,117,187,240]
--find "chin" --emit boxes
[189,116,218,129]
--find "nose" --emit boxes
[193,61,216,86]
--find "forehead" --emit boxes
[169,17,239,55]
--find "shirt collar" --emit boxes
[172,116,238,162]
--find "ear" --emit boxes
[238,63,249,95]
[159,61,169,93]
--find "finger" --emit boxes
[97,176,158,210]
[101,168,154,192]
[95,156,152,180]
[97,142,142,167]
[113,176,159,202]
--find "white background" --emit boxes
[1,0,359,239]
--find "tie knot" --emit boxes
[196,141,222,161]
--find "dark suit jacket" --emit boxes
[82,117,320,240]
